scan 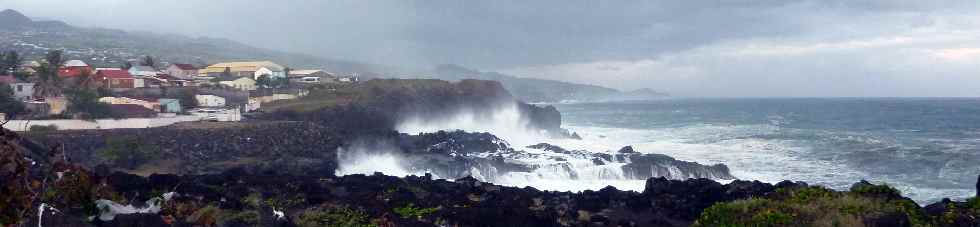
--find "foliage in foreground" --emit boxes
[296,206,377,227]
[694,182,953,227]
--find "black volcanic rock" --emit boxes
[6,127,980,226]
[618,145,637,153]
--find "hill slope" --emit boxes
[0,9,388,75]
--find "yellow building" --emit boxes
[198,61,286,79]
[217,76,257,91]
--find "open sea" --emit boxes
[557,98,980,204]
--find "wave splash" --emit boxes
[338,104,733,192]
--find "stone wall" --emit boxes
[1,115,204,131]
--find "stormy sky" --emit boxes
[3,0,980,97]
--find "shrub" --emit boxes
[851,181,902,199]
[96,137,162,169]
[296,207,375,227]
[393,203,440,220]
[696,185,929,227]
[694,199,797,227]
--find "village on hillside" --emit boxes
[0,49,360,131]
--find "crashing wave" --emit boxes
[336,130,734,192]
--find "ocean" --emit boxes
[557,98,980,204]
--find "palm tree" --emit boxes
[141,55,156,68]
[32,51,66,98]
[71,69,96,90]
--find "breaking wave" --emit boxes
[337,103,733,193]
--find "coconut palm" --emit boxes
[32,62,63,98]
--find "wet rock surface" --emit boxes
[3,124,980,226]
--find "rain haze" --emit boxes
[3,0,980,97]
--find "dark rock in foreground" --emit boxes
[5,127,980,226]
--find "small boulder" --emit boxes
[617,146,637,154]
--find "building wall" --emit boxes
[158,99,182,113]
[219,78,256,91]
[106,78,135,89]
[195,95,226,107]
[1,115,206,132]
[98,97,161,112]
[254,67,285,79]
[11,82,34,100]
[46,97,67,115]
[165,66,197,79]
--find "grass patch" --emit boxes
[695,184,930,227]
[296,206,376,227]
[393,203,440,220]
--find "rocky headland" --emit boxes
[3,79,980,226]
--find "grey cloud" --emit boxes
[2,0,979,96]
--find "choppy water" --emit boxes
[557,98,980,204]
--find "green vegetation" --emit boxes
[0,82,25,116]
[296,207,376,227]
[40,169,123,217]
[694,184,932,227]
[851,182,903,198]
[65,83,115,119]
[393,203,440,220]
[0,50,21,74]
[696,199,796,227]
[220,210,260,226]
[96,137,162,169]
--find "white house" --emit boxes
[0,76,34,101]
[195,94,226,107]
[164,64,198,80]
[63,60,89,68]
[254,67,286,80]
[217,76,257,91]
[128,66,158,77]
[288,70,336,84]
[199,61,285,79]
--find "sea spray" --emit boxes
[396,103,549,146]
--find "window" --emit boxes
[16,85,23,92]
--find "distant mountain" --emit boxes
[430,64,668,103]
[0,9,390,75]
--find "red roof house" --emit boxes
[58,66,93,78]
[95,69,137,89]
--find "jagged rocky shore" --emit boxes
[5,79,980,226]
[5,125,980,226]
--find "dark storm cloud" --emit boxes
[3,0,980,96]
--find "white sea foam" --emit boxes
[335,146,422,177]
[564,123,977,204]
[345,102,974,204]
[396,103,549,147]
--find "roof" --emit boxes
[170,64,197,70]
[215,75,255,82]
[129,66,157,72]
[63,60,88,67]
[200,61,284,74]
[289,69,321,75]
[95,69,133,79]
[289,69,331,76]
[58,67,92,77]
